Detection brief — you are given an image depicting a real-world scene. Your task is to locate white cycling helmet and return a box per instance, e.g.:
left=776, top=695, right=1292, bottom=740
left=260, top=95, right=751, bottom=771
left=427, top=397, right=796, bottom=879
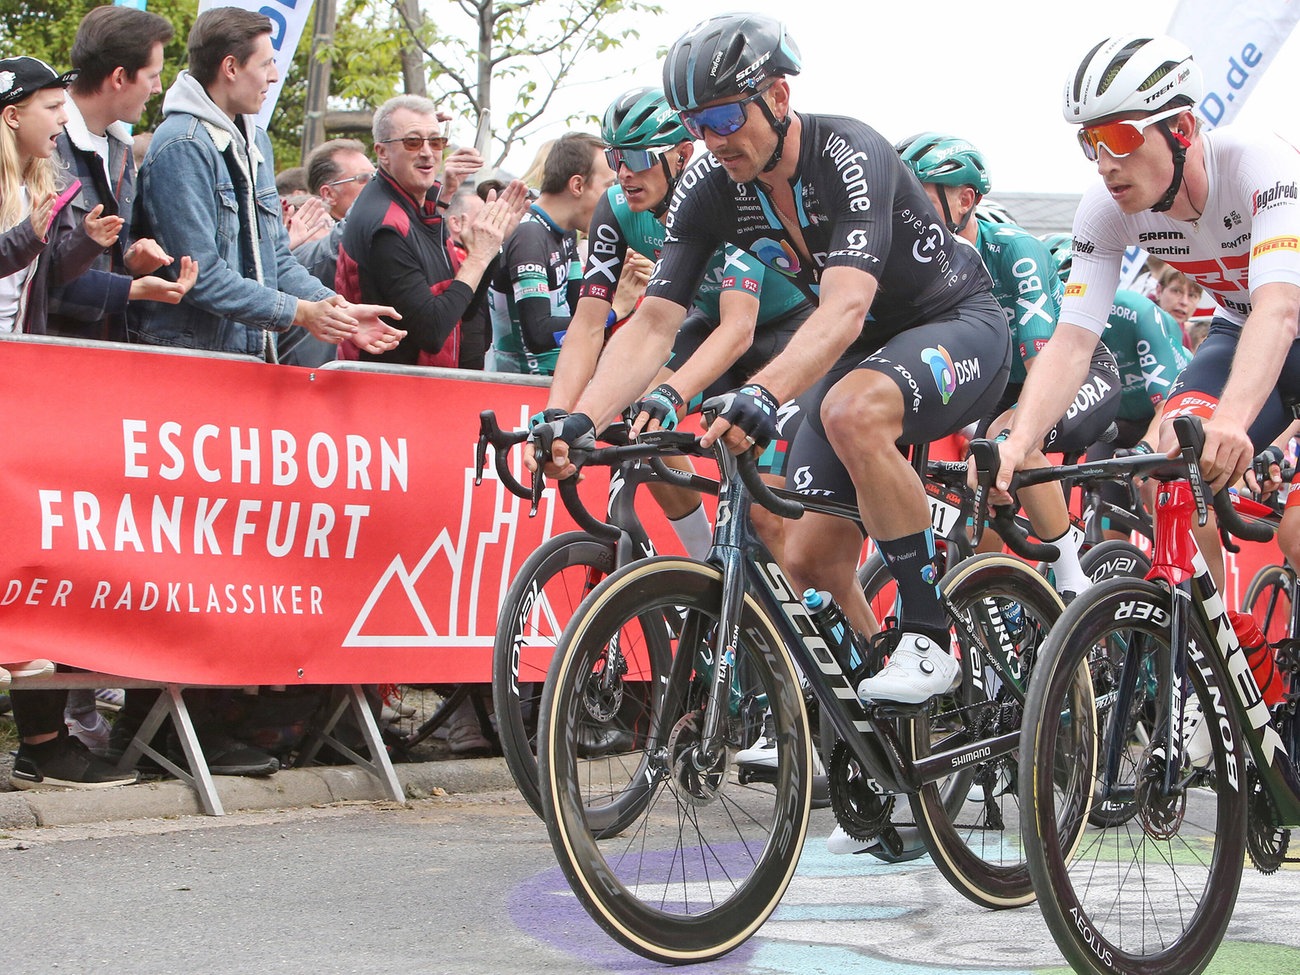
left=1064, top=34, right=1201, bottom=125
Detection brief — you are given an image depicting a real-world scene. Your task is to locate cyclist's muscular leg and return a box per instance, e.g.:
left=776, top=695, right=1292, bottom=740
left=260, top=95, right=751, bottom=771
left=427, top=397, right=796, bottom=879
left=783, top=510, right=874, bottom=636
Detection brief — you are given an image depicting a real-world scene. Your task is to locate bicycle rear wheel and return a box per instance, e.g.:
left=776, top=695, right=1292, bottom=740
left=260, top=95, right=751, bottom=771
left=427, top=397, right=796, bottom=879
left=907, top=553, right=1069, bottom=908
left=1021, top=577, right=1247, bottom=975
left=539, top=557, right=811, bottom=963
left=1245, top=563, right=1295, bottom=645
left=492, top=532, right=614, bottom=817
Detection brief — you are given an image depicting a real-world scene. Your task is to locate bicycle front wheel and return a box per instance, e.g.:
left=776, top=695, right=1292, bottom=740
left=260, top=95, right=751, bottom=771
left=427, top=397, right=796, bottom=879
left=1021, top=577, right=1247, bottom=975
left=492, top=531, right=615, bottom=818
left=539, top=557, right=811, bottom=963
left=907, top=553, right=1068, bottom=908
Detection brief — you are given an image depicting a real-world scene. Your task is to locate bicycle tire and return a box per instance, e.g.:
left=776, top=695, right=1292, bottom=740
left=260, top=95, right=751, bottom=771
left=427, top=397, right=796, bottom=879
left=906, top=553, right=1067, bottom=908
left=539, top=557, right=811, bottom=963
left=491, top=532, right=616, bottom=817
left=1078, top=539, right=1151, bottom=828
left=1079, top=538, right=1151, bottom=584
left=1244, top=562, right=1295, bottom=646
left=1021, top=577, right=1247, bottom=975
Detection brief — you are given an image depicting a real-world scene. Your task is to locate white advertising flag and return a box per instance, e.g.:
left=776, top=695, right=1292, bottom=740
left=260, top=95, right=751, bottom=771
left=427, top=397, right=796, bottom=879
left=1168, top=0, right=1300, bottom=129
left=197, top=0, right=313, bottom=130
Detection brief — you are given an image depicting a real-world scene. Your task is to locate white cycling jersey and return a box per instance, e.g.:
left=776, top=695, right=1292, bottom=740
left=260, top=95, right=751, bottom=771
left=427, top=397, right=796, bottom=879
left=1064, top=125, right=1300, bottom=335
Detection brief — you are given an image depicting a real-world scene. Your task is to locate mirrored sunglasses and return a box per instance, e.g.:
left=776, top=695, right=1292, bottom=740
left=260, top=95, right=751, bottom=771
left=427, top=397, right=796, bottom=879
left=1077, top=106, right=1187, bottom=162
left=604, top=147, right=662, bottom=173
left=678, top=89, right=766, bottom=140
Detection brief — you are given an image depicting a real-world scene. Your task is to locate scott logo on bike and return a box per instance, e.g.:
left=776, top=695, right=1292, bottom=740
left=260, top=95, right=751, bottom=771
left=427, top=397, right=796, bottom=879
left=755, top=560, right=869, bottom=732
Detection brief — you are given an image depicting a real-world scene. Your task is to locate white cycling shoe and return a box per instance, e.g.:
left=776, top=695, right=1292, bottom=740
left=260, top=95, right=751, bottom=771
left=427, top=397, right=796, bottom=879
left=856, top=633, right=959, bottom=705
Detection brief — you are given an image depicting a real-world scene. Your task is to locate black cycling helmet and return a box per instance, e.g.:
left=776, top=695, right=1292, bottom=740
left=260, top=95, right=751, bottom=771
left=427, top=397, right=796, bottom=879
left=663, top=14, right=801, bottom=172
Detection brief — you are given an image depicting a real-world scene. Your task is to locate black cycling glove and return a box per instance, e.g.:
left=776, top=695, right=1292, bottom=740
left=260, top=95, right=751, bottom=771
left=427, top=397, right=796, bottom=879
left=531, top=412, right=597, bottom=465
left=701, top=384, right=780, bottom=448
left=631, top=383, right=684, bottom=431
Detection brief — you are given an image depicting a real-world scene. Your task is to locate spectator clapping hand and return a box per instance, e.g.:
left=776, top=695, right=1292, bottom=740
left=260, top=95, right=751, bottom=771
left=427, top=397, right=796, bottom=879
left=123, top=238, right=175, bottom=276
left=285, top=195, right=332, bottom=250
left=129, top=255, right=199, bottom=305
left=460, top=179, right=529, bottom=258
left=83, top=203, right=124, bottom=248
left=342, top=301, right=406, bottom=354
left=29, top=191, right=56, bottom=238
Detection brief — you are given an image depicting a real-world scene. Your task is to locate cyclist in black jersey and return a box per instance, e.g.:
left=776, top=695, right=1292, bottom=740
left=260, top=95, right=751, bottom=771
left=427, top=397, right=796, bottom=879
left=536, top=14, right=1011, bottom=705
left=486, top=132, right=615, bottom=375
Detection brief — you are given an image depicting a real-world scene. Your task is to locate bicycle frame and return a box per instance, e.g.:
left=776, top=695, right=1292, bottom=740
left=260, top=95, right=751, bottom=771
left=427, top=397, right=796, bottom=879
left=654, top=446, right=1029, bottom=800
left=1144, top=478, right=1300, bottom=824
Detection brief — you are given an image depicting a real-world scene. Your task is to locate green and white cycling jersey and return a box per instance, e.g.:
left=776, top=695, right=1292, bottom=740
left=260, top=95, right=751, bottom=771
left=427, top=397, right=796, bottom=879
left=975, top=217, right=1063, bottom=385
left=579, top=184, right=806, bottom=325
left=487, top=205, right=581, bottom=375
left=1101, top=289, right=1192, bottom=423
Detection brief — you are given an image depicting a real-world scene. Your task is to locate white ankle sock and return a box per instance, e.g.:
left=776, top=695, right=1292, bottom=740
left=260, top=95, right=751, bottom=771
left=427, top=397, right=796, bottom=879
left=668, top=504, right=713, bottom=560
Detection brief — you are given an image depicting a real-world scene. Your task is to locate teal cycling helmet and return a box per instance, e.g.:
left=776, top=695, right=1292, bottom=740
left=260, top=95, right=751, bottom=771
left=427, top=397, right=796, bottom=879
left=896, top=132, right=992, bottom=195
left=602, top=87, right=691, bottom=149
left=897, top=132, right=990, bottom=234
left=1041, top=232, right=1073, bottom=283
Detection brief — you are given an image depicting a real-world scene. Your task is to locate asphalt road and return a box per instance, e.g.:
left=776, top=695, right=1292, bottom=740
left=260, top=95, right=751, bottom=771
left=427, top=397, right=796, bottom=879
left=4, top=791, right=1300, bottom=975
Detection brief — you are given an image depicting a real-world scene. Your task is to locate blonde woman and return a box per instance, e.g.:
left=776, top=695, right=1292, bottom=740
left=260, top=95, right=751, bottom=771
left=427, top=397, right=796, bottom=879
left=0, top=57, right=142, bottom=789
left=0, top=56, right=126, bottom=337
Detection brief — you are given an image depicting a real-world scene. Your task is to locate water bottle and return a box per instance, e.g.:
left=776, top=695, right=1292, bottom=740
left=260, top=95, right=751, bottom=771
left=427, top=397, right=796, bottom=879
left=803, top=588, right=864, bottom=676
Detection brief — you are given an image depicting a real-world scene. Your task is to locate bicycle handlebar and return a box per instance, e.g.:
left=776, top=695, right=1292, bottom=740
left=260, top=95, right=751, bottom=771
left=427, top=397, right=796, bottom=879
left=966, top=438, right=1060, bottom=562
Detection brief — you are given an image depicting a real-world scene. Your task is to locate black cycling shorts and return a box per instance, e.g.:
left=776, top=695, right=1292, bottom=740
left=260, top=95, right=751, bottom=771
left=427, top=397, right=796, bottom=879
left=671, top=302, right=815, bottom=478
left=1166, top=319, right=1300, bottom=449
left=786, top=291, right=1011, bottom=502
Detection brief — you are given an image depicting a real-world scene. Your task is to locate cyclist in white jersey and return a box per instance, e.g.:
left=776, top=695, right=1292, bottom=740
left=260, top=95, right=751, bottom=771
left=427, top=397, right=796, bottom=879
left=989, top=33, right=1300, bottom=591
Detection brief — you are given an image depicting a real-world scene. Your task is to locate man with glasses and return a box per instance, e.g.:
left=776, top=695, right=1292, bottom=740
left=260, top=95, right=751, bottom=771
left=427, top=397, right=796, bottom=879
left=538, top=14, right=1009, bottom=706
left=486, top=131, right=615, bottom=374
left=337, top=94, right=528, bottom=366
left=281, top=139, right=376, bottom=364
left=987, top=33, right=1300, bottom=595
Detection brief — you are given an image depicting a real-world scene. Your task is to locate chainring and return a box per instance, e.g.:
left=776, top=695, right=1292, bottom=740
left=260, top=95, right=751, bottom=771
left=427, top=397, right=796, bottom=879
left=1246, top=765, right=1290, bottom=875
left=828, top=740, right=895, bottom=842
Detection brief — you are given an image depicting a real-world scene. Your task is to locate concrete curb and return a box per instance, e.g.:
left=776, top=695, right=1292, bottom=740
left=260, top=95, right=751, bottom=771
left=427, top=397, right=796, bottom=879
left=0, top=757, right=516, bottom=829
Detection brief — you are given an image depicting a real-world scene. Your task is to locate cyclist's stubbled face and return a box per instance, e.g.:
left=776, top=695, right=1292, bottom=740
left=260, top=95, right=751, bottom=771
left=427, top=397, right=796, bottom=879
left=701, top=86, right=784, bottom=185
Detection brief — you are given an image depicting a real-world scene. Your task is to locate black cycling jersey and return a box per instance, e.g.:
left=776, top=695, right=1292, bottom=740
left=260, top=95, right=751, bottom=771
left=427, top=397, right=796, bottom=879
left=646, top=111, right=993, bottom=344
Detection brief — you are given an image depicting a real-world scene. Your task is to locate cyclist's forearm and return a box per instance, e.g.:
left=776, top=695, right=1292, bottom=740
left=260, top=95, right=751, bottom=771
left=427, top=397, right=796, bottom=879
left=1215, top=283, right=1299, bottom=430
left=548, top=298, right=610, bottom=411
left=1004, top=323, right=1098, bottom=457
left=574, top=296, right=684, bottom=430
left=665, top=307, right=758, bottom=406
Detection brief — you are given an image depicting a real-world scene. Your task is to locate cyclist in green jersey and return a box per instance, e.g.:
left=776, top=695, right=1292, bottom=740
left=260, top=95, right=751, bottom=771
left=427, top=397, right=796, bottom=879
left=1042, top=232, right=1192, bottom=537
left=897, top=133, right=1120, bottom=598
left=542, top=86, right=815, bottom=561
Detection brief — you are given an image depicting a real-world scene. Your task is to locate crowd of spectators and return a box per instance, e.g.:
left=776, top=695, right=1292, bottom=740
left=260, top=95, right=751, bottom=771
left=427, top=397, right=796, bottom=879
left=0, top=4, right=542, bottom=788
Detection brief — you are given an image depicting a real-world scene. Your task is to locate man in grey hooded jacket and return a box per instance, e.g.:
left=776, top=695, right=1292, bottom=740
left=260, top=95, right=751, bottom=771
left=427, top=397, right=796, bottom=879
left=132, top=6, right=402, bottom=361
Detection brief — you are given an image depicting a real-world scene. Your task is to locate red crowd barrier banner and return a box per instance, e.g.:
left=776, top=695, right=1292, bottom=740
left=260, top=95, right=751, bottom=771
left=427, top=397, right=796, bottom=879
left=1, top=339, right=1283, bottom=687
left=0, top=339, right=684, bottom=685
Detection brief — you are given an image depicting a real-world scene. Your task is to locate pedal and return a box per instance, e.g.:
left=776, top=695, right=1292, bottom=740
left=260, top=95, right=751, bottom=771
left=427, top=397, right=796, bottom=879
left=864, top=700, right=932, bottom=720
left=875, top=825, right=905, bottom=858
left=737, top=764, right=777, bottom=786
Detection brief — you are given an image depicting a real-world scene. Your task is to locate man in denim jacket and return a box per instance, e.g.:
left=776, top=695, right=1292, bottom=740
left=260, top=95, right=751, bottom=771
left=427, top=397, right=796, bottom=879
left=132, top=6, right=403, bottom=361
